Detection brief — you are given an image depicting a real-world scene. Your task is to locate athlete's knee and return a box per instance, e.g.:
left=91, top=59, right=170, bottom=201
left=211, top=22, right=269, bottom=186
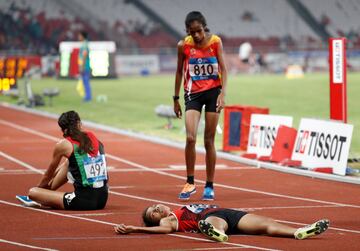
left=186, top=135, right=197, bottom=145
left=204, top=137, right=215, bottom=148
left=28, top=187, right=40, bottom=199
left=264, top=219, right=281, bottom=235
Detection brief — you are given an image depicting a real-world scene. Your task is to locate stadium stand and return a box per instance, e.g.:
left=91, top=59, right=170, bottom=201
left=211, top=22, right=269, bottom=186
left=301, top=0, right=360, bottom=48
left=0, top=0, right=359, bottom=54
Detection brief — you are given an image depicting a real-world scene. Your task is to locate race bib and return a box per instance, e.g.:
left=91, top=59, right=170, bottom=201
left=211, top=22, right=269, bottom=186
left=185, top=204, right=218, bottom=214
left=189, top=57, right=219, bottom=81
left=83, top=154, right=107, bottom=183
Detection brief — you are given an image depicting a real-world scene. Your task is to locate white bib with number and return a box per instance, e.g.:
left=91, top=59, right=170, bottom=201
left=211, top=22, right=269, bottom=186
left=83, top=154, right=107, bottom=184
left=189, top=57, right=219, bottom=81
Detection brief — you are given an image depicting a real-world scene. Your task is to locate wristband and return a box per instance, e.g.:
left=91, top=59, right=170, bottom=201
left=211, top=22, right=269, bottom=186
left=173, top=95, right=180, bottom=101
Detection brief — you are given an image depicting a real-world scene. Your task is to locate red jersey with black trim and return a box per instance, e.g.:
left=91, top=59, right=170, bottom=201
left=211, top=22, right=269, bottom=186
left=171, top=204, right=220, bottom=232
left=182, top=34, right=222, bottom=94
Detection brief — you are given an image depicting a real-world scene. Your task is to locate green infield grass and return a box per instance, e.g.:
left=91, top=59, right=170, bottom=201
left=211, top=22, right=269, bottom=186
left=1, top=72, right=359, bottom=156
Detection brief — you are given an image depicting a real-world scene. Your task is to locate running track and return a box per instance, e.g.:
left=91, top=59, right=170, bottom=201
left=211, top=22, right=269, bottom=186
left=0, top=104, right=359, bottom=251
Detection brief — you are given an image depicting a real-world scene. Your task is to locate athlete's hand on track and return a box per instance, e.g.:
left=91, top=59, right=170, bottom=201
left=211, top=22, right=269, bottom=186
left=114, top=224, right=136, bottom=234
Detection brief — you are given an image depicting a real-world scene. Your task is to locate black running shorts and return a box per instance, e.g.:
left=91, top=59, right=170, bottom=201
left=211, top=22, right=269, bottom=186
left=184, top=87, right=221, bottom=113
left=204, top=209, right=248, bottom=234
left=63, top=185, right=108, bottom=210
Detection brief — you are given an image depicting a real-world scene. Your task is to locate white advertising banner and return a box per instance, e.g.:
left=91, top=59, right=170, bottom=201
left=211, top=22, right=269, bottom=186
left=291, top=118, right=353, bottom=175
left=247, top=114, right=293, bottom=157
left=115, top=55, right=160, bottom=75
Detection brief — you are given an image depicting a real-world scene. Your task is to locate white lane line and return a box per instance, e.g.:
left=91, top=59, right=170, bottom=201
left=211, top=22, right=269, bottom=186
left=0, top=151, right=43, bottom=174
left=0, top=119, right=59, bottom=141
left=33, top=236, right=148, bottom=240
left=181, top=247, right=247, bottom=251
left=166, top=234, right=279, bottom=251
left=0, top=200, right=275, bottom=251
left=1, top=150, right=359, bottom=235
left=168, top=164, right=256, bottom=170
left=69, top=213, right=114, bottom=216
left=107, top=153, right=360, bottom=209
left=1, top=119, right=360, bottom=209
left=0, top=238, right=58, bottom=251
left=233, top=205, right=344, bottom=211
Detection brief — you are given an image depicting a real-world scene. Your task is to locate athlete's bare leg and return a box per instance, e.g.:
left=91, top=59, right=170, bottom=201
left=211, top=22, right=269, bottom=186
left=27, top=160, right=69, bottom=209
left=28, top=188, right=65, bottom=209
left=185, top=110, right=201, bottom=177
left=48, top=159, right=69, bottom=190
left=237, top=214, right=296, bottom=237
left=204, top=112, right=219, bottom=182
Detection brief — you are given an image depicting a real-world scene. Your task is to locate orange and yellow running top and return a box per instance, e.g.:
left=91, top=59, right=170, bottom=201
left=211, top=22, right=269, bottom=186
left=182, top=34, right=222, bottom=94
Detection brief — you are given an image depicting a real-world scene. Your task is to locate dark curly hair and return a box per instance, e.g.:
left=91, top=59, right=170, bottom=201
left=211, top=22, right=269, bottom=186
left=58, top=111, right=92, bottom=153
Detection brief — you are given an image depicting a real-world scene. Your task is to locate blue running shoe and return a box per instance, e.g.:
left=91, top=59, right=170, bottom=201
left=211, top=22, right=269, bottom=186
left=16, top=195, right=41, bottom=207
left=179, top=183, right=196, bottom=200
left=202, top=187, right=214, bottom=201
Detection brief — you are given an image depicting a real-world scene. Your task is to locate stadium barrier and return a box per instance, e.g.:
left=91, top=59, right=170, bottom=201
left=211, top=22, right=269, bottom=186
left=239, top=114, right=354, bottom=176
left=222, top=105, right=269, bottom=152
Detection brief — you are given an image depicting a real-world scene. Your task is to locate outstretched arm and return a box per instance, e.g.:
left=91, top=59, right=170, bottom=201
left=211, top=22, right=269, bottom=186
left=114, top=215, right=177, bottom=234
left=114, top=224, right=174, bottom=234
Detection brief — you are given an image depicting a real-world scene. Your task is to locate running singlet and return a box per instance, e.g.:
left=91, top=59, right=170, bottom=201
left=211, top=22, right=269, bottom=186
left=66, top=131, right=108, bottom=189
left=182, top=34, right=222, bottom=94
left=171, top=204, right=220, bottom=232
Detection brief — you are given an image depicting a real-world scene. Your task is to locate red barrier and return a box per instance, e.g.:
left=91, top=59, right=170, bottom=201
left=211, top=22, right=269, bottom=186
left=270, top=125, right=297, bottom=163
left=223, top=105, right=269, bottom=152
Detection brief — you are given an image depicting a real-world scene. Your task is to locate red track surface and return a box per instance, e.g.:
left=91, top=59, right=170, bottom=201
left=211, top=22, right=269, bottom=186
left=0, top=105, right=359, bottom=251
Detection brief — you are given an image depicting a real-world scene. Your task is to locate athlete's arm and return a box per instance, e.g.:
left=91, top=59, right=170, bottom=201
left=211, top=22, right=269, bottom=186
left=216, top=39, right=228, bottom=112
left=114, top=215, right=177, bottom=234
left=37, top=139, right=72, bottom=188
left=173, top=40, right=184, bottom=119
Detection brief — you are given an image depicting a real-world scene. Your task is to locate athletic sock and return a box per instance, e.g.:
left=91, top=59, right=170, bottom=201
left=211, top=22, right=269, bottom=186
left=187, top=176, right=194, bottom=184
left=205, top=181, right=213, bottom=188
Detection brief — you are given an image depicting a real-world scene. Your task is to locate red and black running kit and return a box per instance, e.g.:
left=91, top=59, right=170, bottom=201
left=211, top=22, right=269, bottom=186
left=171, top=204, right=247, bottom=234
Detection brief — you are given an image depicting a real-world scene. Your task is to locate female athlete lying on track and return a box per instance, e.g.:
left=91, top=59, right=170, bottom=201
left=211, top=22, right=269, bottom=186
left=16, top=110, right=109, bottom=210
left=114, top=204, right=329, bottom=242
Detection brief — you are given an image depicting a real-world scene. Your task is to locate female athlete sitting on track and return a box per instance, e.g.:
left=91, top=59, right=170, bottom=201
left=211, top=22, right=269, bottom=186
left=16, top=110, right=108, bottom=210
left=114, top=204, right=329, bottom=242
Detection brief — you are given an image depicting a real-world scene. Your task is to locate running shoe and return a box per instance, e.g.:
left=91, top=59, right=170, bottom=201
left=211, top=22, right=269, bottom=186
left=178, top=183, right=196, bottom=200
left=16, top=195, right=41, bottom=208
left=202, top=187, right=214, bottom=201
left=294, top=219, right=330, bottom=240
left=198, top=220, right=228, bottom=242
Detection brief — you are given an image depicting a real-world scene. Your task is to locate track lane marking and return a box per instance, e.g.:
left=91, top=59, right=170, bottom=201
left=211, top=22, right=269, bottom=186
left=1, top=119, right=360, bottom=209
left=1, top=152, right=360, bottom=235
left=0, top=238, right=58, bottom=251
left=0, top=200, right=277, bottom=251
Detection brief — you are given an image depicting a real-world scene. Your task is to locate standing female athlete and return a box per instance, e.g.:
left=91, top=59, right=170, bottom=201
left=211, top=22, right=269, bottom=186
left=16, top=111, right=108, bottom=210
left=173, top=11, right=228, bottom=200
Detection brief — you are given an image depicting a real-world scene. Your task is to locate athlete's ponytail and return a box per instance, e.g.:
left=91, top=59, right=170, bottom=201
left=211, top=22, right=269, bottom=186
left=58, top=111, right=92, bottom=154
left=185, top=11, right=210, bottom=32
